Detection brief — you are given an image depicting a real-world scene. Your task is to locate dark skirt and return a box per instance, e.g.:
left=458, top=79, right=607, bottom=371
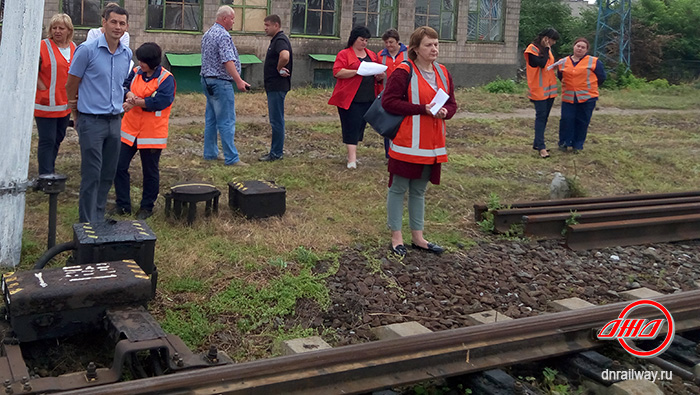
left=338, top=101, right=372, bottom=145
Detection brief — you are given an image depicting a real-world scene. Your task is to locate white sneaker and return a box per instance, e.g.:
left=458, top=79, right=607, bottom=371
left=346, top=161, right=357, bottom=169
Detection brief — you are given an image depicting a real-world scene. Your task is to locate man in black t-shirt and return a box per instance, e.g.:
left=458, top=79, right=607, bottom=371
left=260, top=14, right=293, bottom=162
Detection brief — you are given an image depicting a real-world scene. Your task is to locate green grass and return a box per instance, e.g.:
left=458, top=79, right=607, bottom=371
left=17, top=82, right=700, bottom=360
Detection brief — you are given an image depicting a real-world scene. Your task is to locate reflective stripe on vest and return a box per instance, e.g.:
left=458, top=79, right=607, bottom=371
left=121, top=131, right=136, bottom=143
left=524, top=44, right=557, bottom=101
left=401, top=62, right=449, bottom=157
left=561, top=55, right=598, bottom=103
left=34, top=39, right=69, bottom=112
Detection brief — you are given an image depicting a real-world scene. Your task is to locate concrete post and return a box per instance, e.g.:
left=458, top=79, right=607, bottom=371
left=0, top=0, right=45, bottom=267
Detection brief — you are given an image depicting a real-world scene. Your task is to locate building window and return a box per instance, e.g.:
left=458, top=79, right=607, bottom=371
left=414, top=0, right=455, bottom=40
left=291, top=0, right=338, bottom=36
left=467, top=0, right=503, bottom=41
left=147, top=0, right=202, bottom=31
left=62, top=0, right=123, bottom=27
left=221, top=1, right=268, bottom=33
left=352, top=0, right=396, bottom=37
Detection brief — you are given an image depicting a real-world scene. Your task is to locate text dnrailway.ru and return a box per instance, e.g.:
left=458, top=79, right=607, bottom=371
left=602, top=369, right=672, bottom=382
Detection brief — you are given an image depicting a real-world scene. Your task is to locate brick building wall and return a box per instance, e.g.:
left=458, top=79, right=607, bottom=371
left=30, top=0, right=521, bottom=88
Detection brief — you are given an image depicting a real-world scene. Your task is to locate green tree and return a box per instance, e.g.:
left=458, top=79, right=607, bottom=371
left=518, top=0, right=574, bottom=57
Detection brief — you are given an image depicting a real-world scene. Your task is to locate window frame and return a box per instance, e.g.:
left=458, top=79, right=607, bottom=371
left=352, top=0, right=398, bottom=38
left=414, top=0, right=457, bottom=41
left=467, top=0, right=505, bottom=43
left=220, top=1, right=270, bottom=34
left=59, top=0, right=124, bottom=28
left=290, top=0, right=340, bottom=38
left=146, top=0, right=204, bottom=32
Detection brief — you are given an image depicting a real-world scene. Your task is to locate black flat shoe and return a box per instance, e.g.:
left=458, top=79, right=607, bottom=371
left=411, top=242, right=445, bottom=255
left=390, top=244, right=408, bottom=257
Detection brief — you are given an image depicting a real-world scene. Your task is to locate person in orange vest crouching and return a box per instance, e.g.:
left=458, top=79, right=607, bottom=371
left=34, top=13, right=76, bottom=175
left=112, top=42, right=175, bottom=220
left=377, top=28, right=408, bottom=159
left=557, top=37, right=606, bottom=154
left=381, top=26, right=457, bottom=257
left=524, top=28, right=559, bottom=159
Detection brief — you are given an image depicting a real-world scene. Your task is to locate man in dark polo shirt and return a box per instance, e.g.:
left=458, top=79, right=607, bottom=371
left=259, top=14, right=292, bottom=162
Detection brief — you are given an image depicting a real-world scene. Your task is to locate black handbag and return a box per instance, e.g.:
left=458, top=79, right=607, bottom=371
left=363, top=61, right=414, bottom=140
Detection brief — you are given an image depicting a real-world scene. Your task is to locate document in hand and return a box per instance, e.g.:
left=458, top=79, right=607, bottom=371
left=429, top=88, right=449, bottom=116
left=357, top=62, right=388, bottom=76
left=546, top=58, right=566, bottom=71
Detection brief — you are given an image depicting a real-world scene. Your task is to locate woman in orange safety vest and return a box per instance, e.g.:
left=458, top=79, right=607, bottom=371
left=557, top=37, right=606, bottom=153
left=377, top=28, right=408, bottom=158
left=381, top=26, right=457, bottom=257
left=112, top=43, right=175, bottom=220
left=34, top=14, right=76, bottom=175
left=524, top=28, right=560, bottom=159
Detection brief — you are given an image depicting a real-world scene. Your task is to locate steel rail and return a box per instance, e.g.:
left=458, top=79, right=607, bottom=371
left=66, top=291, right=700, bottom=395
left=523, top=202, right=700, bottom=238
left=566, top=213, right=700, bottom=251
left=492, top=196, right=700, bottom=233
left=473, top=191, right=700, bottom=222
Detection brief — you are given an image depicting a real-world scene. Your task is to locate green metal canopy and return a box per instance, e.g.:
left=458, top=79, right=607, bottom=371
left=165, top=53, right=262, bottom=66
left=308, top=54, right=336, bottom=62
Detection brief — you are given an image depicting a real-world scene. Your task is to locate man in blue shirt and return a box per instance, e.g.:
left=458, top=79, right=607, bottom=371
left=66, top=6, right=132, bottom=223
left=200, top=5, right=250, bottom=166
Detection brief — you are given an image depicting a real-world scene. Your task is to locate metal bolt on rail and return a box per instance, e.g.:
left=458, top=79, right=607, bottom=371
left=20, top=377, right=29, bottom=392
left=611, top=360, right=623, bottom=370
left=4, top=379, right=12, bottom=395
left=695, top=343, right=700, bottom=356
left=86, top=362, right=97, bottom=381
left=207, top=345, right=219, bottom=363
left=514, top=381, right=525, bottom=395
left=172, top=353, right=184, bottom=367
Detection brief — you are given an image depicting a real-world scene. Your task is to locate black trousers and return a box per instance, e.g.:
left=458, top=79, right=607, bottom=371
left=114, top=141, right=162, bottom=212
left=35, top=115, right=69, bottom=174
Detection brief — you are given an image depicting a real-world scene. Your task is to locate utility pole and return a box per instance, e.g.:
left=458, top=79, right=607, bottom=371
left=0, top=0, right=45, bottom=267
left=594, top=0, right=632, bottom=70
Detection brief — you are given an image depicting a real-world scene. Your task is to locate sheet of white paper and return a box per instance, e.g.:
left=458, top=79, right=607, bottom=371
left=429, top=88, right=449, bottom=115
left=546, top=58, right=566, bottom=71
left=357, top=62, right=388, bottom=76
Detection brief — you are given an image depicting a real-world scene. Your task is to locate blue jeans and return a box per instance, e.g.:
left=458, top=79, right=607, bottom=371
left=532, top=98, right=554, bottom=150
left=114, top=142, right=162, bottom=212
left=35, top=115, right=69, bottom=174
left=266, top=90, right=287, bottom=158
left=559, top=99, right=597, bottom=150
left=201, top=77, right=239, bottom=165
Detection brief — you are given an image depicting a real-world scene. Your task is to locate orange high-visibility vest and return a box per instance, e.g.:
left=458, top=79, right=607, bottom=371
left=524, top=43, right=557, bottom=101
left=120, top=67, right=175, bottom=149
left=379, top=51, right=407, bottom=91
left=388, top=60, right=449, bottom=165
left=560, top=55, right=599, bottom=103
left=34, top=39, right=75, bottom=118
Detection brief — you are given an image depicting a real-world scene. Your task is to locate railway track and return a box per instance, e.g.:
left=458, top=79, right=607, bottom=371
left=60, top=290, right=700, bottom=395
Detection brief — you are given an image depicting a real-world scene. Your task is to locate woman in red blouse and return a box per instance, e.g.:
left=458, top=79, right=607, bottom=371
left=328, top=26, right=383, bottom=169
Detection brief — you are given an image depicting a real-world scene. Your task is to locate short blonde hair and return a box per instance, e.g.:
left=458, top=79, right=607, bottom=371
left=47, top=13, right=74, bottom=43
left=407, top=26, right=438, bottom=61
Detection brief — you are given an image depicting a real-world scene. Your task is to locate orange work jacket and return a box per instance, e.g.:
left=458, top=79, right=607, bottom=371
left=120, top=67, right=175, bottom=149
left=388, top=60, right=450, bottom=165
left=35, top=39, right=76, bottom=118
left=377, top=50, right=407, bottom=93
left=560, top=55, right=599, bottom=103
left=524, top=43, right=557, bottom=101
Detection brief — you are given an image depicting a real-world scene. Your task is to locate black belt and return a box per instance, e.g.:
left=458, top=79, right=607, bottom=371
left=79, top=112, right=121, bottom=120
left=203, top=76, right=233, bottom=81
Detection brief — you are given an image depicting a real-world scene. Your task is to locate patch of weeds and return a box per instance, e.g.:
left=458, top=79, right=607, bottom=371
left=210, top=269, right=330, bottom=332
left=501, top=223, right=525, bottom=240
left=161, top=303, right=222, bottom=349
left=362, top=248, right=406, bottom=298
left=268, top=257, right=288, bottom=269
left=19, top=231, right=44, bottom=269
left=483, top=78, right=520, bottom=94
left=477, top=192, right=505, bottom=234
left=292, top=246, right=319, bottom=269
left=561, top=210, right=581, bottom=236
left=161, top=277, right=206, bottom=293
left=540, top=367, right=583, bottom=395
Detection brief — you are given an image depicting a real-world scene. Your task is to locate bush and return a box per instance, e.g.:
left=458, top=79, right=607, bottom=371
left=483, top=78, right=519, bottom=94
